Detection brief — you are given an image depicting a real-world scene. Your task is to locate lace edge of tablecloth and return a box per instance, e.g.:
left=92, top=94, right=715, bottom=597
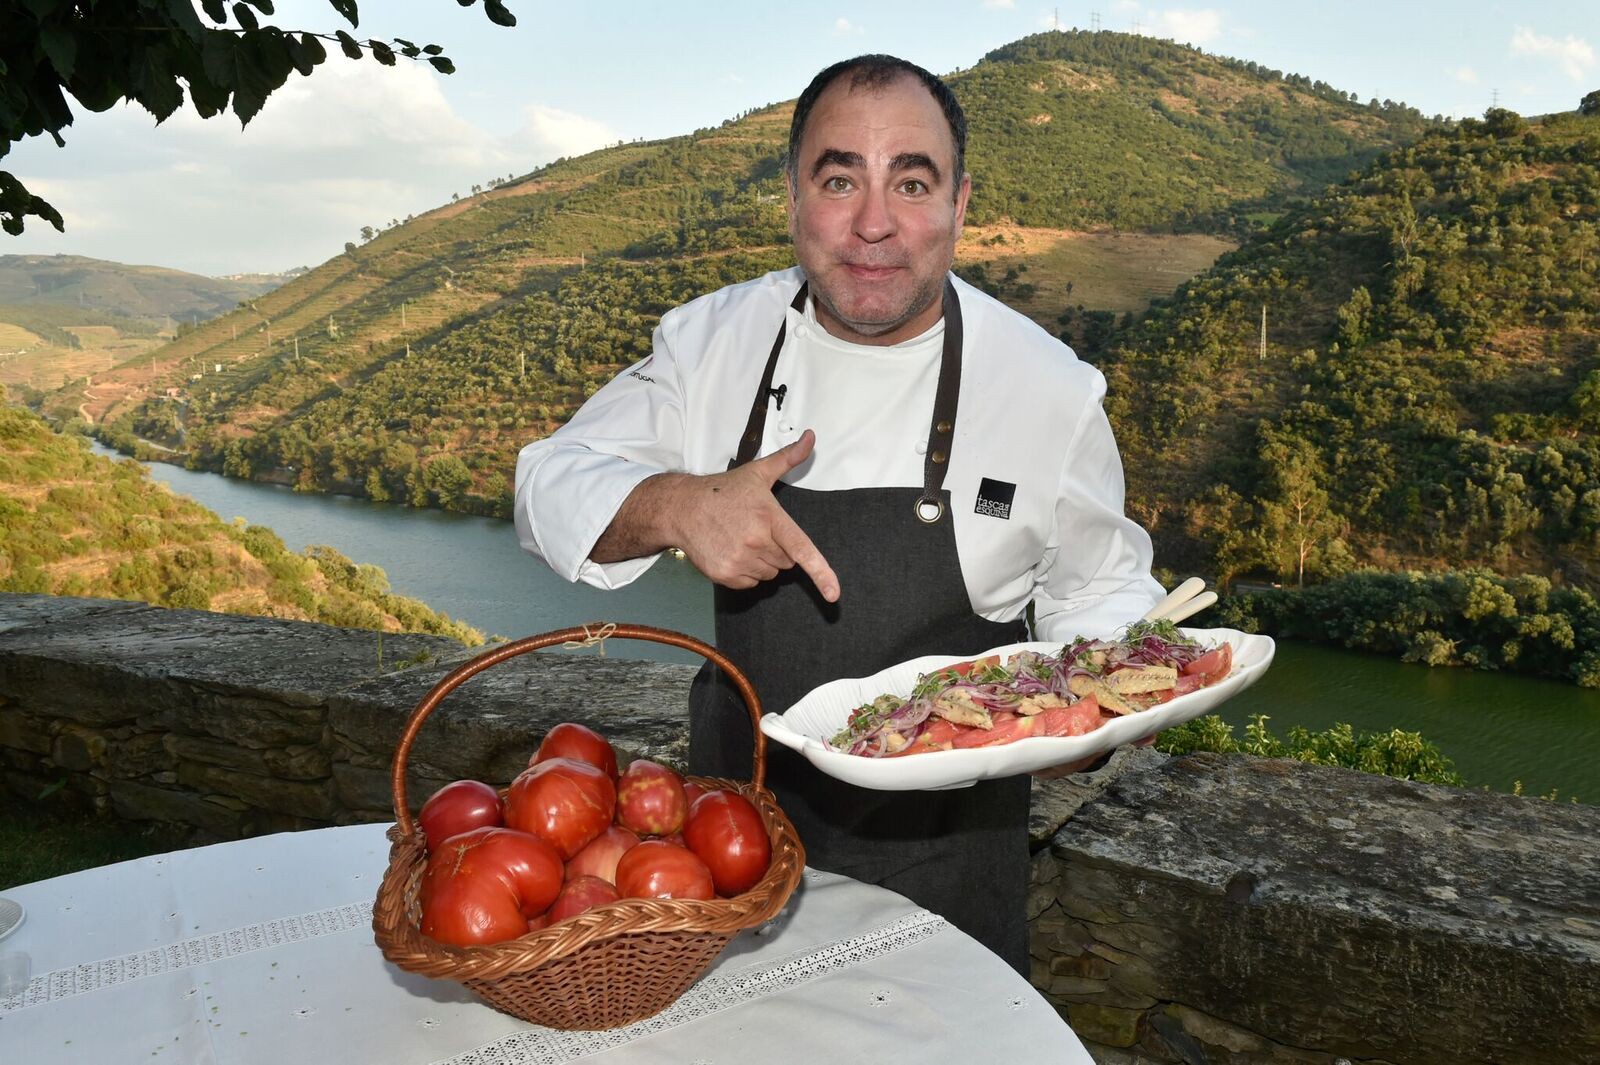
left=430, top=909, right=949, bottom=1065
left=0, top=901, right=372, bottom=1013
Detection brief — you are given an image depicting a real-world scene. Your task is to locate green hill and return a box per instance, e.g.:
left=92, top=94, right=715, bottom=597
left=54, top=30, right=1431, bottom=515
left=0, top=392, right=481, bottom=645
left=1099, top=108, right=1600, bottom=590
left=0, top=254, right=291, bottom=323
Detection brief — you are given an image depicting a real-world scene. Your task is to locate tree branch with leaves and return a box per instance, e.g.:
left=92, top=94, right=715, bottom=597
left=0, top=0, right=517, bottom=235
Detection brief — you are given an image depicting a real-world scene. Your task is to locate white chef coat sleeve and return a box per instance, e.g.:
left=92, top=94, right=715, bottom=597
left=513, top=314, right=688, bottom=589
left=1031, top=370, right=1165, bottom=640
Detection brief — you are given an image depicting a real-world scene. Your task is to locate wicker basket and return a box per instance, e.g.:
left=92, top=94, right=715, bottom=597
left=371, top=623, right=806, bottom=1030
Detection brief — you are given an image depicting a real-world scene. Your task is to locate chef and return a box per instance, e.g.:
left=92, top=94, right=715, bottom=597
left=515, top=54, right=1163, bottom=973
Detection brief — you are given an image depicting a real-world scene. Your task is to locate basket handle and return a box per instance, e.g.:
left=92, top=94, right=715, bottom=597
left=389, top=624, right=766, bottom=835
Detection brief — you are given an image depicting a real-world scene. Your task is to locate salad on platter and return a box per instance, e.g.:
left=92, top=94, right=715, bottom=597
left=829, top=620, right=1233, bottom=758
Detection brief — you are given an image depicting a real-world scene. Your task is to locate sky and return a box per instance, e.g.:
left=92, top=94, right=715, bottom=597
left=5, top=1, right=1597, bottom=277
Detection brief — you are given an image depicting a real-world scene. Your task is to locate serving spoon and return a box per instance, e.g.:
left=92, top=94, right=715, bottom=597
left=1141, top=577, right=1218, bottom=625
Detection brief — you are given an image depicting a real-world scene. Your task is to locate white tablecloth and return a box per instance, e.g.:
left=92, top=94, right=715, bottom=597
left=0, top=824, right=1090, bottom=1064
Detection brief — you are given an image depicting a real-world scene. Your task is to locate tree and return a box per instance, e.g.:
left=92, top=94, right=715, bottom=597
left=1250, top=429, right=1345, bottom=588
left=1, top=0, right=518, bottom=235
left=1580, top=90, right=1600, bottom=117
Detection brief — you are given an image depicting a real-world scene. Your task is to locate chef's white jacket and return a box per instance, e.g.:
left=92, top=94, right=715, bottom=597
left=515, top=267, right=1164, bottom=639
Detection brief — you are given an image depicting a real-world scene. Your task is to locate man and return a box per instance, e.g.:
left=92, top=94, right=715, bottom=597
left=515, top=55, right=1162, bottom=973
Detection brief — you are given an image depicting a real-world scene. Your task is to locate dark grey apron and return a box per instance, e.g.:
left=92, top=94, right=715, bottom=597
left=687, top=278, right=1032, bottom=973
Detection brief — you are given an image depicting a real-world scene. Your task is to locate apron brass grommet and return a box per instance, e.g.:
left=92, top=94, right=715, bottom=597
left=915, top=497, right=945, bottom=523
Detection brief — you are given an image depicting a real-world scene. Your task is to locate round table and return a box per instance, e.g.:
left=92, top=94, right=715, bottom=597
left=0, top=823, right=1091, bottom=1063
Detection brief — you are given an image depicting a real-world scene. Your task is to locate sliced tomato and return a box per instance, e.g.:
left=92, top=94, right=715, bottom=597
left=885, top=718, right=963, bottom=756
left=947, top=654, right=1001, bottom=678
left=1035, top=701, right=1104, bottom=737
left=1171, top=673, right=1206, bottom=697
left=1181, top=644, right=1233, bottom=687
left=952, top=711, right=1033, bottom=748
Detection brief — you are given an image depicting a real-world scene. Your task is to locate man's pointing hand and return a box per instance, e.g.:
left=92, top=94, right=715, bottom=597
left=591, top=430, right=841, bottom=603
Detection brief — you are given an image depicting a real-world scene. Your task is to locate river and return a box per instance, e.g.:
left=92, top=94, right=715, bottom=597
left=97, top=446, right=1599, bottom=801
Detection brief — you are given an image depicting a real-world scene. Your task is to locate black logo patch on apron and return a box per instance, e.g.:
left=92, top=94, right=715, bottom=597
left=975, top=477, right=1016, bottom=520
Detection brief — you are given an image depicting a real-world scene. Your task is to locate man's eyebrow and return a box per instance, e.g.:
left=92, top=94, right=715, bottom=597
left=889, top=152, right=942, bottom=183
left=808, top=149, right=945, bottom=184
left=809, top=148, right=864, bottom=177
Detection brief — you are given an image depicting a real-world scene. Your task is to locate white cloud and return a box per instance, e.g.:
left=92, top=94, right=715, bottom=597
left=1150, top=9, right=1223, bottom=45
left=3, top=60, right=620, bottom=274
left=982, top=0, right=1015, bottom=9
left=834, top=18, right=864, bottom=36
left=1454, top=66, right=1479, bottom=84
left=511, top=104, right=619, bottom=162
left=1510, top=26, right=1596, bottom=82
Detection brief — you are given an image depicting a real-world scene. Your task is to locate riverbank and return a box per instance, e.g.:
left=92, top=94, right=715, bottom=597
left=83, top=439, right=1600, bottom=801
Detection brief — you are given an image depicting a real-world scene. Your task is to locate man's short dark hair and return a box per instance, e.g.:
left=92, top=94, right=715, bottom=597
left=787, top=55, right=967, bottom=200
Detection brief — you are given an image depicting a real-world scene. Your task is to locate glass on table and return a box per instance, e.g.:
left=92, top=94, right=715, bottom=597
left=0, top=950, right=30, bottom=997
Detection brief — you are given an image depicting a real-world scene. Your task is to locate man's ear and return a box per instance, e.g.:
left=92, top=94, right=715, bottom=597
left=954, top=172, right=972, bottom=231
left=784, top=169, right=799, bottom=241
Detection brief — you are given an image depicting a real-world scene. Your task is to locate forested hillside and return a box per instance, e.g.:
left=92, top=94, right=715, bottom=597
left=0, top=254, right=286, bottom=322
left=964, top=31, right=1432, bottom=230
left=0, top=394, right=481, bottom=644
left=1101, top=108, right=1600, bottom=589
left=43, top=30, right=1432, bottom=513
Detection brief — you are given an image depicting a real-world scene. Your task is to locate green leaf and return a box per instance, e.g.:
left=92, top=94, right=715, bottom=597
left=38, top=25, right=77, bottom=80
left=246, top=0, right=276, bottom=14
left=427, top=56, right=455, bottom=75
left=369, top=40, right=396, bottom=67
left=286, top=38, right=315, bottom=77
left=298, top=33, right=328, bottom=66
left=483, top=0, right=517, bottom=27
left=132, top=47, right=186, bottom=123
left=329, top=0, right=360, bottom=27
left=335, top=30, right=363, bottom=60
left=164, top=0, right=210, bottom=39
left=201, top=0, right=228, bottom=21
left=232, top=3, right=260, bottom=31
left=423, top=44, right=444, bottom=56
left=202, top=34, right=280, bottom=125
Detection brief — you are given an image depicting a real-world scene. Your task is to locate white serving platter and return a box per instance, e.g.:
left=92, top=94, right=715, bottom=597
left=759, top=627, right=1275, bottom=791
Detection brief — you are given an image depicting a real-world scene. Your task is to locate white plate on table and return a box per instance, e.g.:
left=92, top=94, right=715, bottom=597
left=759, top=627, right=1275, bottom=791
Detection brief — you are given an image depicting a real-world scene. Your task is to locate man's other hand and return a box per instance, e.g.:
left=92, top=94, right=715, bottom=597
left=592, top=430, right=841, bottom=602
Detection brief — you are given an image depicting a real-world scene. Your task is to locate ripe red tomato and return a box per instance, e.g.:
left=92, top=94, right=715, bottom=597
left=616, top=759, right=688, bottom=836
left=418, top=779, right=503, bottom=847
left=683, top=790, right=771, bottom=896
left=505, top=757, right=616, bottom=859
left=682, top=780, right=709, bottom=808
left=420, top=827, right=563, bottom=946
left=532, top=722, right=618, bottom=781
left=566, top=825, right=640, bottom=884
left=547, top=875, right=620, bottom=923
left=614, top=840, right=715, bottom=900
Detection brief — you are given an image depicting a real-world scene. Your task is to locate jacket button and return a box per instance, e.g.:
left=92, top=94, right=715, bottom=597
left=935, top=420, right=952, bottom=434
left=932, top=450, right=947, bottom=465
left=914, top=439, right=927, bottom=455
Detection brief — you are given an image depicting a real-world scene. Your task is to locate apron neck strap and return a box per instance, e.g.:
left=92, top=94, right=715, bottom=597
left=732, top=282, right=810, bottom=468
left=730, top=276, right=964, bottom=527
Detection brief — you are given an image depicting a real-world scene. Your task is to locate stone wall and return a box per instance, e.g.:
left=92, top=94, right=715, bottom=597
left=2, top=593, right=1596, bottom=1064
